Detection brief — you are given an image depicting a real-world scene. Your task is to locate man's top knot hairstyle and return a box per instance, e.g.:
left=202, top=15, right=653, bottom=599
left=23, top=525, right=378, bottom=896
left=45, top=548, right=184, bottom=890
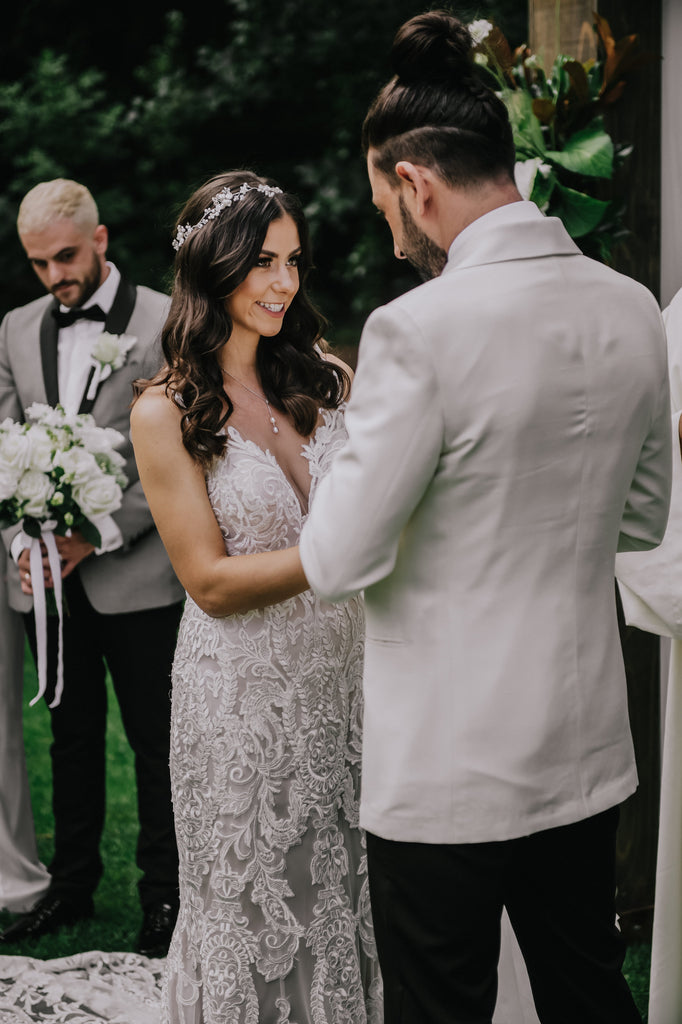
left=362, top=10, right=515, bottom=188
left=390, top=9, right=472, bottom=85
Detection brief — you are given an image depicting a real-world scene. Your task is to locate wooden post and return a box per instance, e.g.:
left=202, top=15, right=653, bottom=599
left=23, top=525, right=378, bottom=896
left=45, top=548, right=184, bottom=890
left=529, top=0, right=596, bottom=65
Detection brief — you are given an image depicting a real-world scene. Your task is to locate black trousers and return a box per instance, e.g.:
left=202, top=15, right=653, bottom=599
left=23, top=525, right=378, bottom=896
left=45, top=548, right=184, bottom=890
left=367, top=807, right=642, bottom=1024
left=24, top=572, right=184, bottom=910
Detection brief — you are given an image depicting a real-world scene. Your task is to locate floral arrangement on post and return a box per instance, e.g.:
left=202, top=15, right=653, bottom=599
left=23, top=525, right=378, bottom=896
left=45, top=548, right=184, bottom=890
left=0, top=403, right=127, bottom=707
left=469, top=13, right=653, bottom=262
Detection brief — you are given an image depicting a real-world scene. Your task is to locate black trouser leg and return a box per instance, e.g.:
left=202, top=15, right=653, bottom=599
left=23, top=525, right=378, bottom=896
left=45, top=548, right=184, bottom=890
left=505, top=807, right=641, bottom=1024
left=367, top=807, right=641, bottom=1024
left=98, top=599, right=183, bottom=909
left=366, top=831, right=503, bottom=1024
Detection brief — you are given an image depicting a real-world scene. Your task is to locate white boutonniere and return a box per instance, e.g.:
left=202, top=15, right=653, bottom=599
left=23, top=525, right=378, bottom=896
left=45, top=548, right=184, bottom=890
left=87, top=332, right=137, bottom=401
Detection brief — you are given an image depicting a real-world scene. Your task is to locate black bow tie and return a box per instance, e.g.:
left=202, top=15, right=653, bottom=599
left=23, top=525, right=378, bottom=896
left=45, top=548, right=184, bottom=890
left=52, top=304, right=107, bottom=329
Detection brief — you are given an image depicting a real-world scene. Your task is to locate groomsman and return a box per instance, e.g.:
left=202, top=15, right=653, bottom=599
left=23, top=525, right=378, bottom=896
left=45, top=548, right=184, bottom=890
left=297, top=11, right=671, bottom=1024
left=0, top=179, right=184, bottom=955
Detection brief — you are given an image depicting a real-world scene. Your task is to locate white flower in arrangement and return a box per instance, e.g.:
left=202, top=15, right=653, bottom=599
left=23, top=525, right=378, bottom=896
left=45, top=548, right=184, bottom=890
left=468, top=19, right=493, bottom=45
left=72, top=474, right=123, bottom=518
left=27, top=425, right=54, bottom=473
left=0, top=465, right=21, bottom=501
left=15, top=469, right=55, bottom=518
left=95, top=450, right=128, bottom=488
left=0, top=425, right=32, bottom=476
left=91, top=332, right=136, bottom=372
left=25, top=403, right=67, bottom=429
left=73, top=418, right=125, bottom=455
left=53, top=446, right=101, bottom=486
left=474, top=52, right=489, bottom=67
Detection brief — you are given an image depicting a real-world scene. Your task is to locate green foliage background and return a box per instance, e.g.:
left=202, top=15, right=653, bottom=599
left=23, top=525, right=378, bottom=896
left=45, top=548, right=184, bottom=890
left=0, top=0, right=527, bottom=345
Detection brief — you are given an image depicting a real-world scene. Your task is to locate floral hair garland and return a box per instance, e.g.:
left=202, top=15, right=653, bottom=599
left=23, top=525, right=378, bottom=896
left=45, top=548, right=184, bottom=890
left=172, top=182, right=283, bottom=251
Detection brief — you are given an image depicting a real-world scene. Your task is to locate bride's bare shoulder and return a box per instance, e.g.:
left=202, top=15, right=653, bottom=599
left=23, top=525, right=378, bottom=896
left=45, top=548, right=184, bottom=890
left=131, top=381, right=182, bottom=434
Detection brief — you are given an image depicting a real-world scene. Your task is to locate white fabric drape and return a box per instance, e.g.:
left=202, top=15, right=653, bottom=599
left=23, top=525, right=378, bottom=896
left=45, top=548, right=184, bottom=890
left=661, top=0, right=682, bottom=308
left=616, top=290, right=682, bottom=1024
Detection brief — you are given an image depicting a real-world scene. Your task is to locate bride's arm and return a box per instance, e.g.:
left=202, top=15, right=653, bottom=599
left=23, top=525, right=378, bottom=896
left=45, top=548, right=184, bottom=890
left=130, top=388, right=308, bottom=617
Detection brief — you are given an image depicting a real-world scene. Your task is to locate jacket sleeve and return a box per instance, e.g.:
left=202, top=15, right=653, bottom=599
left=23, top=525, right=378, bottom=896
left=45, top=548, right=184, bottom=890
left=300, top=303, right=442, bottom=603
left=617, top=308, right=672, bottom=553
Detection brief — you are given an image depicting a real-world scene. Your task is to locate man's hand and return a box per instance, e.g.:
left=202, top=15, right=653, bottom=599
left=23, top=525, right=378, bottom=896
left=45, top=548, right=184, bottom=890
left=55, top=530, right=96, bottom=578
left=17, top=545, right=54, bottom=595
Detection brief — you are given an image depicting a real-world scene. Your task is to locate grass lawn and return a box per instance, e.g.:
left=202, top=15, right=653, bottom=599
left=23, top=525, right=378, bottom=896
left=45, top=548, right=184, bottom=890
left=1, top=642, right=653, bottom=1020
left=0, top=642, right=143, bottom=958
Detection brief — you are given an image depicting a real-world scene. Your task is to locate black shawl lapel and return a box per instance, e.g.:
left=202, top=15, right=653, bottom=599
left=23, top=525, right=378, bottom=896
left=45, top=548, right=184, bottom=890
left=39, top=300, right=60, bottom=408
left=78, top=276, right=138, bottom=415
left=105, top=276, right=137, bottom=336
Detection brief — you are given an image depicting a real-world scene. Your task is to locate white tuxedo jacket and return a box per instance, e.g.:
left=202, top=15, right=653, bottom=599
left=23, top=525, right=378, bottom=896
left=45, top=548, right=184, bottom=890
left=300, top=201, right=672, bottom=844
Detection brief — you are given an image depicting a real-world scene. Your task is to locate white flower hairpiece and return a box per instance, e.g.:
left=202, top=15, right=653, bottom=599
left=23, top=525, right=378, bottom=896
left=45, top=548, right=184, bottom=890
left=172, top=182, right=284, bottom=251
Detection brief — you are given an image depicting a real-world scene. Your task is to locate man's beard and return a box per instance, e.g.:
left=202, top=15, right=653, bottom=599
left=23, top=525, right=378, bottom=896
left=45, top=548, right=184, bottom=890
left=52, top=250, right=103, bottom=307
left=399, top=196, right=447, bottom=281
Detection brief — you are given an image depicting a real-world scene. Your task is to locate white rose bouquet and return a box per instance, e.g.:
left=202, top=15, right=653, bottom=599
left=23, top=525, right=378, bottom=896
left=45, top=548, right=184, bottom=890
left=0, top=403, right=128, bottom=708
left=0, top=402, right=127, bottom=547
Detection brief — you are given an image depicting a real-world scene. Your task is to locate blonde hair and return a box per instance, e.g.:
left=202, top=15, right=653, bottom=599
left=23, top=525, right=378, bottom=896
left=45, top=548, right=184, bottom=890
left=17, top=179, right=99, bottom=236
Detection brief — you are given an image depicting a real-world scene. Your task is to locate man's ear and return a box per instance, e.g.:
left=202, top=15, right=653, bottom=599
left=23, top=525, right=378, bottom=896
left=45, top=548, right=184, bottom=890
left=395, top=162, right=433, bottom=217
left=93, top=224, right=108, bottom=256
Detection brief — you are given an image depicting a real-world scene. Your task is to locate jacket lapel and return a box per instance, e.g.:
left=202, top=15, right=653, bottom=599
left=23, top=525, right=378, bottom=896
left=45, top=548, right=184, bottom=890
left=39, top=301, right=60, bottom=408
left=78, top=276, right=138, bottom=415
left=105, top=276, right=137, bottom=336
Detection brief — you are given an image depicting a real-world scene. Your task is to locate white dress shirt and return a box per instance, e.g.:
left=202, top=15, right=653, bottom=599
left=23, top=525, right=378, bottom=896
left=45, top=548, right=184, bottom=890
left=57, top=262, right=121, bottom=416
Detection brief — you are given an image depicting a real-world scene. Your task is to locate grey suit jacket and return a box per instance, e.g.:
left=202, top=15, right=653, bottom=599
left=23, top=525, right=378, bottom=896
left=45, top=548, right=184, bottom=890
left=0, top=276, right=184, bottom=614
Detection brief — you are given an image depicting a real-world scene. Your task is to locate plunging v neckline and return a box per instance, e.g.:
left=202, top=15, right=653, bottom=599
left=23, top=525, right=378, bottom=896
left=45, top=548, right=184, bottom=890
left=225, top=421, right=319, bottom=517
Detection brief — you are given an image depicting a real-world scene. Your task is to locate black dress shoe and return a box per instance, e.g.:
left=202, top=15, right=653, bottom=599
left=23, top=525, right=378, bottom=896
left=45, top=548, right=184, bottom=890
left=136, top=901, right=178, bottom=958
left=0, top=893, right=94, bottom=943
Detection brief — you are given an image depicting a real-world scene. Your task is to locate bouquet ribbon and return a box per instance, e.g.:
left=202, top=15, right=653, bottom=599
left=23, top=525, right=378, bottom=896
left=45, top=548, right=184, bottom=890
left=28, top=527, right=65, bottom=709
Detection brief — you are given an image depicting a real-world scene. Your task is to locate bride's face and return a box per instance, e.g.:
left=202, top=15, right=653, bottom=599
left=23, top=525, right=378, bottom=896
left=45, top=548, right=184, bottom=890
left=225, top=214, right=301, bottom=343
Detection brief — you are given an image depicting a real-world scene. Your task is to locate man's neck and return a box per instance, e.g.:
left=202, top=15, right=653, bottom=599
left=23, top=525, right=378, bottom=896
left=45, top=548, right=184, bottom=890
left=437, top=180, right=523, bottom=252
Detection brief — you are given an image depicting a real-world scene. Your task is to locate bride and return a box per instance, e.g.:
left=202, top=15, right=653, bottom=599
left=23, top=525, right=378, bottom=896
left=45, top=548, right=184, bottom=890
left=131, top=170, right=381, bottom=1023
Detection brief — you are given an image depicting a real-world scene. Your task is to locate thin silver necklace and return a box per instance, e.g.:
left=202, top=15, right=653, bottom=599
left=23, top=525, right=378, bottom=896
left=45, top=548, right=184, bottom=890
left=222, top=369, right=279, bottom=434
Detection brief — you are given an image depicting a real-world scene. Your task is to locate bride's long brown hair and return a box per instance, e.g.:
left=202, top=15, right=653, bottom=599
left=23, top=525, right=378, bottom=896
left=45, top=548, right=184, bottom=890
left=135, top=171, right=349, bottom=467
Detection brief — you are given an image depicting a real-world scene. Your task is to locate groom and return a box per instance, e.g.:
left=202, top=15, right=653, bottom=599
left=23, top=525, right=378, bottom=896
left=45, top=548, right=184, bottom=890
left=297, top=12, right=672, bottom=1024
left=0, top=179, right=184, bottom=954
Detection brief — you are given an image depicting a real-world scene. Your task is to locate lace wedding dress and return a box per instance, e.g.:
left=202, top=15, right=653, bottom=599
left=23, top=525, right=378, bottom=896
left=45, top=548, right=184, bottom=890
left=163, top=407, right=382, bottom=1024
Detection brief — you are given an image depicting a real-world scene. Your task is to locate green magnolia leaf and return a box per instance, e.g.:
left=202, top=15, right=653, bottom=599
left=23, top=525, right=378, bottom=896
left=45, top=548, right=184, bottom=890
left=552, top=183, right=611, bottom=238
left=78, top=517, right=102, bottom=549
left=530, top=167, right=556, bottom=210
left=504, top=88, right=546, bottom=157
left=545, top=122, right=614, bottom=178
